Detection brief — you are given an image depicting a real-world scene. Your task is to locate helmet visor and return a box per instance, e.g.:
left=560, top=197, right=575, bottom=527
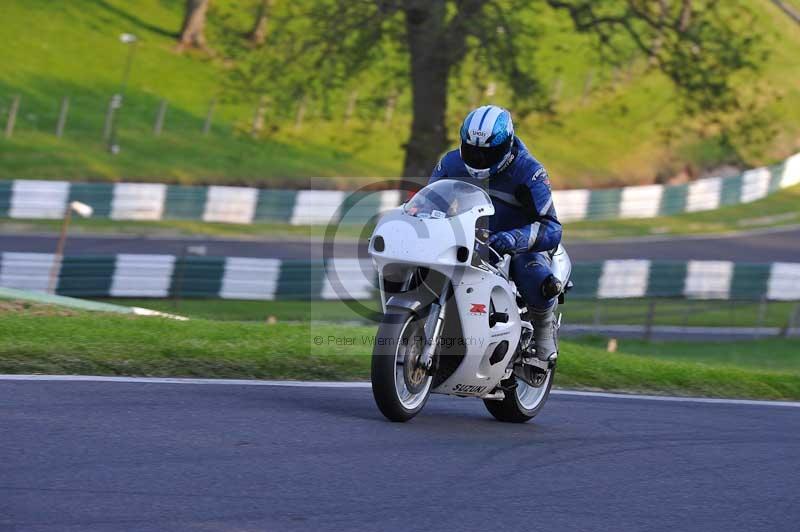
left=460, top=137, right=513, bottom=171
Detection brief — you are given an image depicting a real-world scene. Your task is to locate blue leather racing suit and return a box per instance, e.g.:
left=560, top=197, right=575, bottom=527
left=430, top=138, right=562, bottom=311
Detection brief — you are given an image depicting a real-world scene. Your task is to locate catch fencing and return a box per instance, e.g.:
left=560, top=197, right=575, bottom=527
left=0, top=152, right=798, bottom=225
left=1, top=252, right=800, bottom=302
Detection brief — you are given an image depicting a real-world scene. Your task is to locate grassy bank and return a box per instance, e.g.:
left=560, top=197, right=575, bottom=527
left=2, top=1, right=799, bottom=185
left=1, top=301, right=798, bottom=400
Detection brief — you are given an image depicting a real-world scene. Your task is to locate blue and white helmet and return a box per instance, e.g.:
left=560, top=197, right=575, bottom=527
left=459, top=105, right=515, bottom=179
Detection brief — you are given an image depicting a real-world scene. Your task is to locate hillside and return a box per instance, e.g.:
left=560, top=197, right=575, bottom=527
left=0, top=0, right=798, bottom=187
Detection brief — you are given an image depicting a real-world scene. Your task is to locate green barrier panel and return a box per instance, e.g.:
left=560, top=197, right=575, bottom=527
left=586, top=189, right=622, bottom=220
left=68, top=182, right=114, bottom=218
left=254, top=189, right=297, bottom=223
left=719, top=174, right=744, bottom=207
left=275, top=260, right=326, bottom=299
left=164, top=185, right=208, bottom=220
left=646, top=262, right=689, bottom=298
left=170, top=256, right=226, bottom=298
left=730, top=263, right=771, bottom=300
left=339, top=191, right=382, bottom=225
left=0, top=181, right=12, bottom=217
left=567, top=263, right=603, bottom=299
left=768, top=162, right=785, bottom=192
left=658, top=183, right=688, bottom=216
left=57, top=255, right=116, bottom=297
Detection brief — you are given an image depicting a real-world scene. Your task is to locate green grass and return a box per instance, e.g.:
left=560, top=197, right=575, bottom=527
left=100, top=297, right=799, bottom=330
left=1, top=301, right=798, bottom=400
left=102, top=298, right=381, bottom=322
left=1, top=0, right=798, bottom=185
left=573, top=336, right=800, bottom=373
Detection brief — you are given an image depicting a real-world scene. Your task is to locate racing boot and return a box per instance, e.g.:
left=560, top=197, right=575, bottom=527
left=530, top=305, right=558, bottom=362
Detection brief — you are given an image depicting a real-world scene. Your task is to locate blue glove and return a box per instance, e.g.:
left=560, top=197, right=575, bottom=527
left=487, top=231, right=518, bottom=255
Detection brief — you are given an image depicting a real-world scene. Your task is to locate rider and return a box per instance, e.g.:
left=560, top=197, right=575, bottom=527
left=429, top=105, right=562, bottom=362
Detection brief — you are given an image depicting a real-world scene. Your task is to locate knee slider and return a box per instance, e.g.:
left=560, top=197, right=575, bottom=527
left=541, top=274, right=562, bottom=300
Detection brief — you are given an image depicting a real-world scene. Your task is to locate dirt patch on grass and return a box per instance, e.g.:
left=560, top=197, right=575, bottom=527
left=0, top=300, right=81, bottom=317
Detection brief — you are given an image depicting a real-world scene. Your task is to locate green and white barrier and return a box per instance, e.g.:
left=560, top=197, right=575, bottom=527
left=0, top=152, right=797, bottom=225
left=1, top=252, right=799, bottom=301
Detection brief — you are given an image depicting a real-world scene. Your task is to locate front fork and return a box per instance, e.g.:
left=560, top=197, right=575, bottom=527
left=418, top=281, right=450, bottom=371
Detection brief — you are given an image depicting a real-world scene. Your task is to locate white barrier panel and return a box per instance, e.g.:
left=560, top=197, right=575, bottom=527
left=379, top=190, right=403, bottom=213
left=619, top=185, right=663, bottom=219
left=684, top=260, right=733, bottom=299
left=740, top=167, right=771, bottom=203
left=321, top=258, right=376, bottom=300
left=780, top=153, right=800, bottom=189
left=767, top=262, right=800, bottom=301
left=203, top=186, right=258, bottom=224
left=0, top=252, right=55, bottom=292
left=686, top=177, right=722, bottom=212
left=111, top=183, right=167, bottom=221
left=9, top=180, right=69, bottom=219
left=290, top=190, right=346, bottom=225
left=220, top=257, right=281, bottom=300
left=552, top=189, right=590, bottom=222
left=597, top=260, right=650, bottom=298
left=110, top=254, right=175, bottom=297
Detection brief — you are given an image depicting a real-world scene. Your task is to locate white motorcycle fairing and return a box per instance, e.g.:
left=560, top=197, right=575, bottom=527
left=369, top=184, right=522, bottom=398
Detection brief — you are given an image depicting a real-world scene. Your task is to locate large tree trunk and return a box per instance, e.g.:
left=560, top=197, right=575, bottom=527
left=248, top=0, right=273, bottom=45
left=402, top=1, right=450, bottom=178
left=177, top=0, right=210, bottom=51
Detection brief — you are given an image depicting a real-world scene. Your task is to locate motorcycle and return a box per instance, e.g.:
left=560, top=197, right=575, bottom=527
left=368, top=179, right=572, bottom=423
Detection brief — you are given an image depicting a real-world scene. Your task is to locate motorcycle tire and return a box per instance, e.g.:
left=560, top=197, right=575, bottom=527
left=483, top=365, right=556, bottom=423
left=371, top=309, right=433, bottom=422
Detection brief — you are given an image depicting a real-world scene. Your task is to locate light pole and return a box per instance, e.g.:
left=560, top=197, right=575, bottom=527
left=48, top=201, right=94, bottom=294
left=107, top=33, right=138, bottom=154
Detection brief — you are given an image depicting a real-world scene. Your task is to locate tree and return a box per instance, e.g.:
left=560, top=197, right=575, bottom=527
left=248, top=0, right=274, bottom=46
left=230, top=0, right=762, bottom=177
left=177, top=0, right=211, bottom=52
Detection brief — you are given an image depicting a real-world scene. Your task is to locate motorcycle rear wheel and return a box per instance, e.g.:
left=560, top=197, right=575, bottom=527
left=483, top=365, right=556, bottom=423
left=371, top=310, right=433, bottom=422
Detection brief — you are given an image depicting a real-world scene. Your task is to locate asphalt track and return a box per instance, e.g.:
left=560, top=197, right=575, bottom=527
left=2, top=377, right=798, bottom=532
left=2, top=226, right=800, bottom=262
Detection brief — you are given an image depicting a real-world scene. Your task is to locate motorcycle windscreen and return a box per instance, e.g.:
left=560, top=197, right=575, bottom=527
left=403, top=179, right=492, bottom=219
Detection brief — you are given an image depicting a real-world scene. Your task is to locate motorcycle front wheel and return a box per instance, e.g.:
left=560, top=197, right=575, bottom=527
left=371, top=310, right=433, bottom=422
left=483, top=365, right=556, bottom=423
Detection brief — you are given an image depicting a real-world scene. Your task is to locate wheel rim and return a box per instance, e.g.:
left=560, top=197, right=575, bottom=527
left=516, top=368, right=552, bottom=411
left=393, top=319, right=432, bottom=411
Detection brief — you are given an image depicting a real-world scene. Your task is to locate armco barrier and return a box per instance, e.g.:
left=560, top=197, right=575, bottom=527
left=0, top=153, right=797, bottom=225
left=1, top=252, right=799, bottom=301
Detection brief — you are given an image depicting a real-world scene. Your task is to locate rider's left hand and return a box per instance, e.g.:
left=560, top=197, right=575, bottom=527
left=487, top=231, right=517, bottom=254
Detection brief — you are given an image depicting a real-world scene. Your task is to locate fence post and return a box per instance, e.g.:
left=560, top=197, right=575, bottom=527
left=551, top=75, right=563, bottom=103
left=344, top=90, right=358, bottom=125
left=202, top=98, right=216, bottom=135
left=785, top=303, right=800, bottom=337
left=294, top=95, right=308, bottom=131
left=643, top=299, right=657, bottom=341
left=55, top=96, right=70, bottom=138
left=102, top=95, right=116, bottom=142
left=593, top=299, right=602, bottom=326
left=581, top=69, right=594, bottom=105
left=153, top=99, right=168, bottom=136
left=384, top=92, right=397, bottom=125
left=4, top=95, right=20, bottom=138
left=755, top=296, right=768, bottom=338
left=252, top=95, right=267, bottom=137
